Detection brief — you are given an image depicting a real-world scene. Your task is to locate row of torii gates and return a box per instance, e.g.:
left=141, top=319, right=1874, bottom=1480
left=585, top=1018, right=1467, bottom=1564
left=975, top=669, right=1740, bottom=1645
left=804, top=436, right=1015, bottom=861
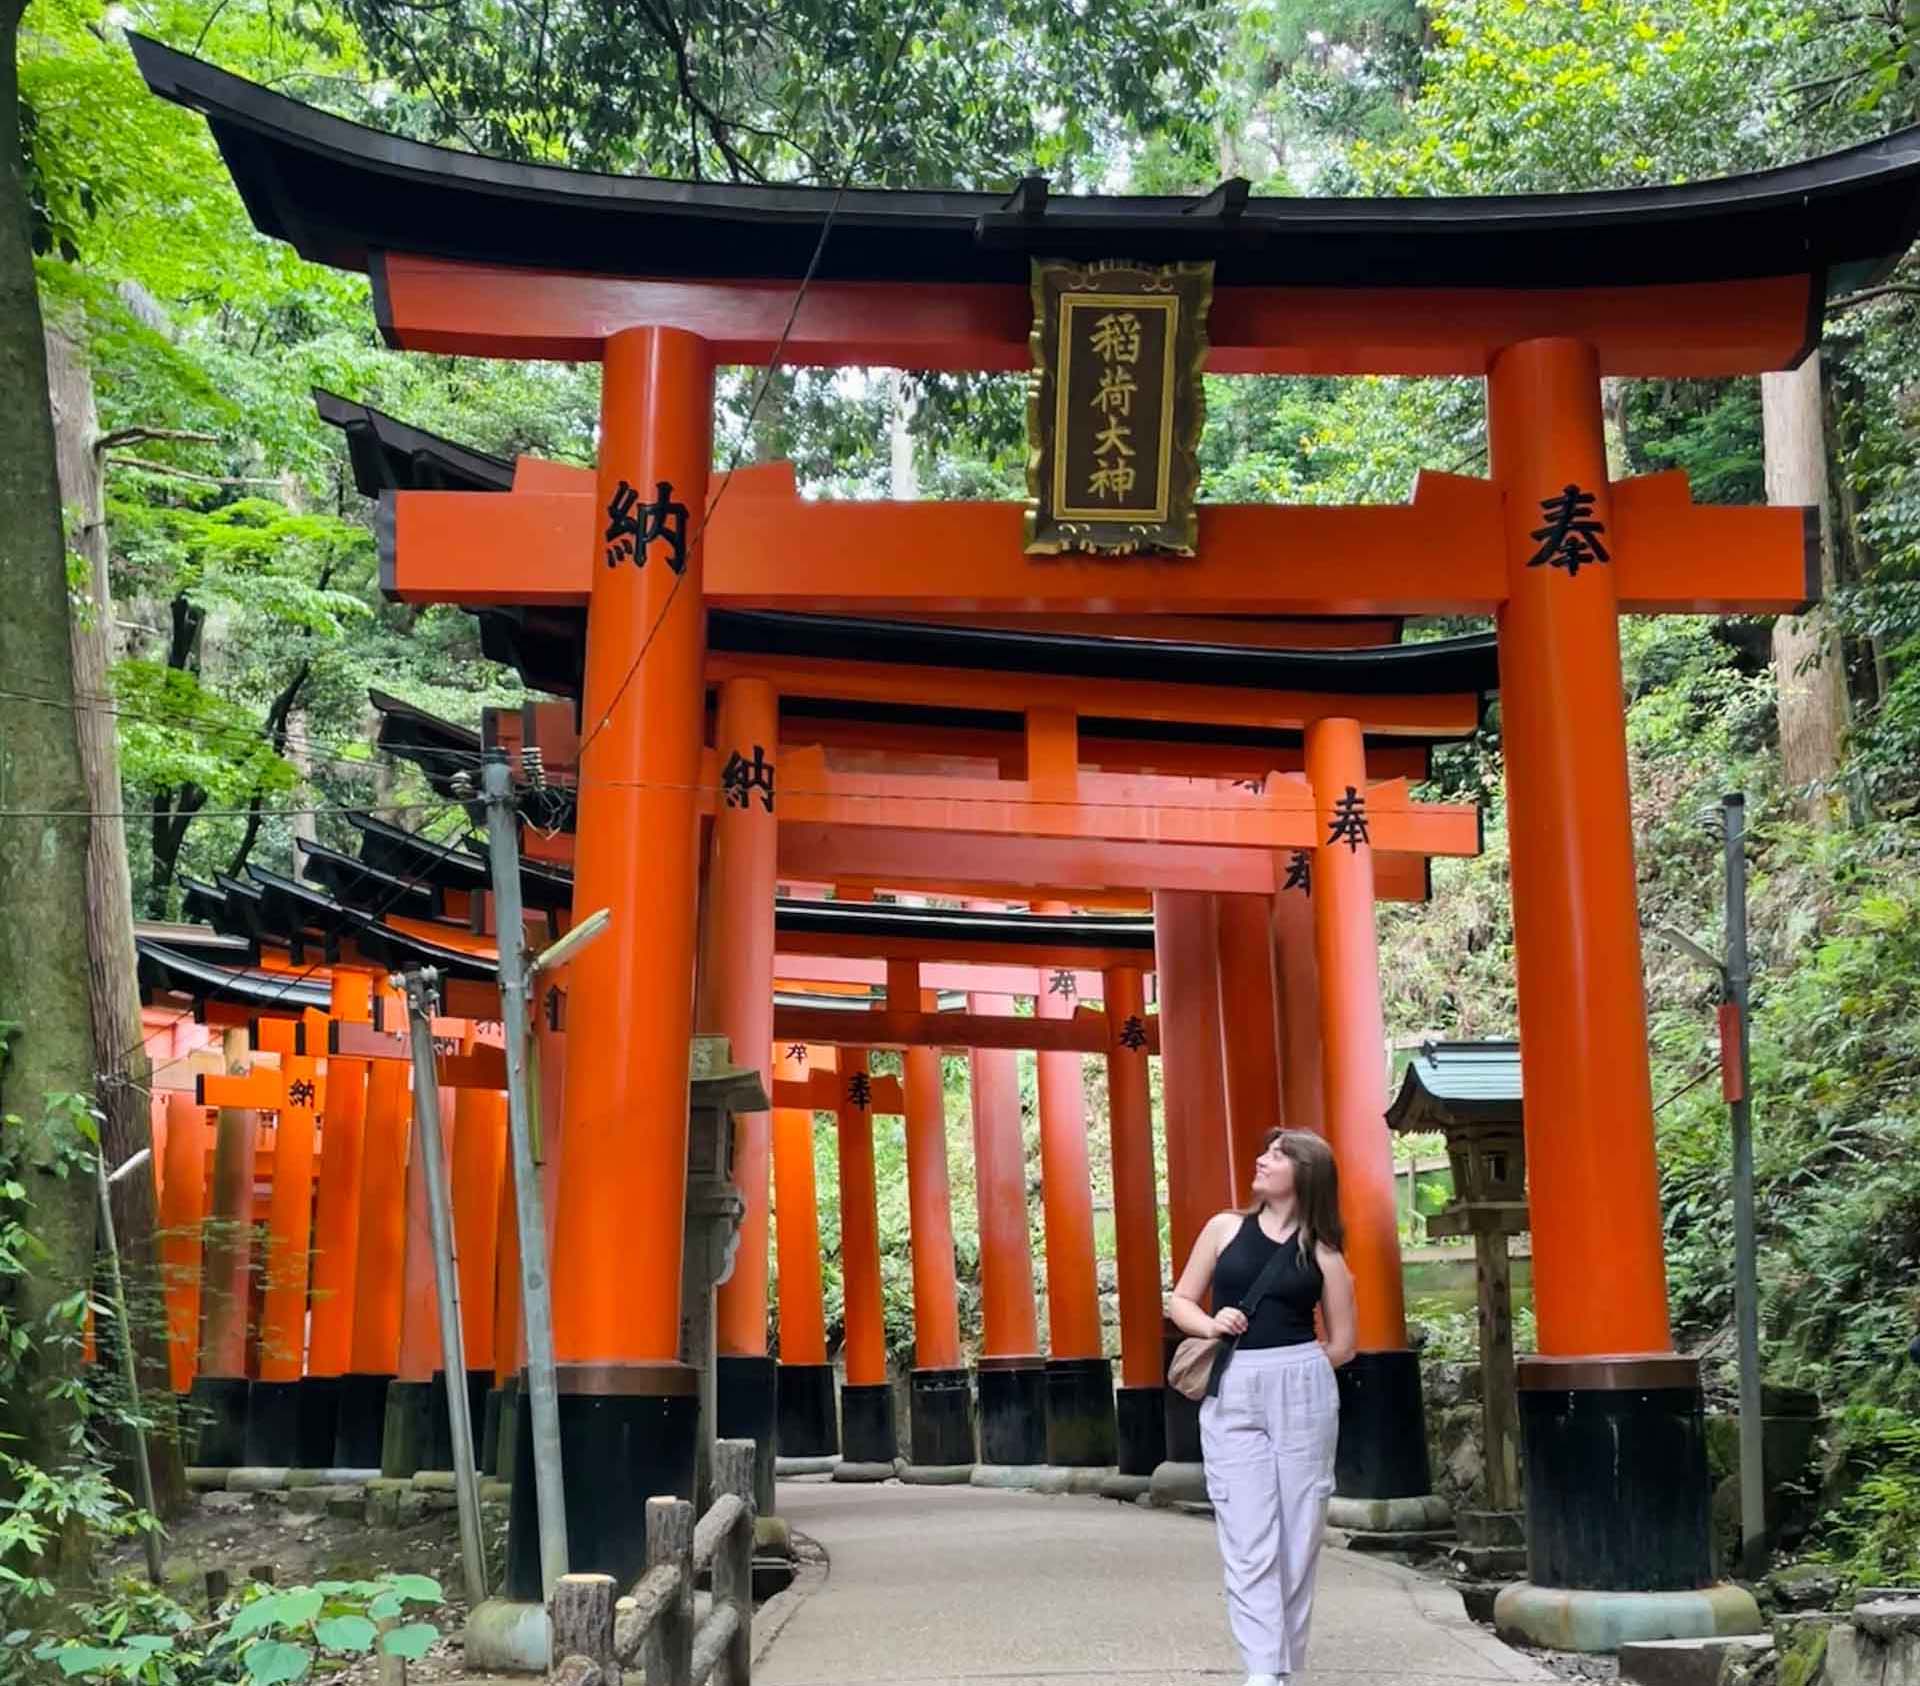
left=132, top=31, right=1920, bottom=1646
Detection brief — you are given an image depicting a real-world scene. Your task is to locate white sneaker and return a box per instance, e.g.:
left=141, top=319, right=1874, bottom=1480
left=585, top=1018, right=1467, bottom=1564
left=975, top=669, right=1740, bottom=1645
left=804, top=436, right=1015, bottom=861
left=1243, top=1676, right=1282, bottom=1686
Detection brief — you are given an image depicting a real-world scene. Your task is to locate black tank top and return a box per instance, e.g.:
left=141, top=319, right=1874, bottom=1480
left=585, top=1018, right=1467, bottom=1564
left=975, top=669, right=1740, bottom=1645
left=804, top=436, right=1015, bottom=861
left=1212, top=1213, right=1323, bottom=1349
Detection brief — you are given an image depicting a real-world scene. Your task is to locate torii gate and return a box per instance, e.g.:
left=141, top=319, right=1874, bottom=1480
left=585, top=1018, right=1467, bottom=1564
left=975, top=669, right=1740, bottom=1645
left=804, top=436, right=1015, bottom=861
left=137, top=30, right=1920, bottom=1644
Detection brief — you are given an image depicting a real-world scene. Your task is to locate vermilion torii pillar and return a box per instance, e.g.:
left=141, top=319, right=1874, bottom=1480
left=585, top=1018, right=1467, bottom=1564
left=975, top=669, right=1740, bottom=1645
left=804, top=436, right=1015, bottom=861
left=1103, top=966, right=1165, bottom=1483
left=900, top=1027, right=973, bottom=1473
left=1271, top=870, right=1325, bottom=1134
left=157, top=1092, right=210, bottom=1397
left=1307, top=717, right=1442, bottom=1528
left=338, top=1058, right=409, bottom=1467
left=1033, top=903, right=1115, bottom=1470
left=528, top=325, right=713, bottom=1590
left=969, top=984, right=1046, bottom=1470
left=1215, top=892, right=1286, bottom=1191
left=771, top=1041, right=837, bottom=1461
left=187, top=1029, right=255, bottom=1466
left=698, top=675, right=781, bottom=1509
left=834, top=1049, right=898, bottom=1474
left=303, top=1053, right=368, bottom=1466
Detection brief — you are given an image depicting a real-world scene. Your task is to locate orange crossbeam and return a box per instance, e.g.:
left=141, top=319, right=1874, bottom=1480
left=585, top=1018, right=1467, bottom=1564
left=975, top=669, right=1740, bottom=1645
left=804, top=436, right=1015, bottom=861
left=772, top=1071, right=907, bottom=1114
left=378, top=253, right=1815, bottom=379
left=777, top=825, right=1434, bottom=900
left=388, top=467, right=1811, bottom=616
left=772, top=1005, right=1160, bottom=1055
left=708, top=653, right=1477, bottom=737
left=328, top=1020, right=509, bottom=1089
left=775, top=752, right=1482, bottom=857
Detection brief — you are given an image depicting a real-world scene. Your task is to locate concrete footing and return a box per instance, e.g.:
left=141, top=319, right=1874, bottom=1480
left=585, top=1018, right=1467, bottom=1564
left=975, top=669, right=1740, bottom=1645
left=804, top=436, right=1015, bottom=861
left=1494, top=1582, right=1764, bottom=1654
left=775, top=1455, right=840, bottom=1477
left=1099, top=1472, right=1153, bottom=1502
left=1619, top=1634, right=1774, bottom=1686
left=969, top=1464, right=1113, bottom=1495
left=899, top=1463, right=974, bottom=1486
left=1328, top=1492, right=1453, bottom=1533
left=1148, top=1460, right=1208, bottom=1508
left=832, top=1460, right=899, bottom=1483
left=463, top=1599, right=549, bottom=1673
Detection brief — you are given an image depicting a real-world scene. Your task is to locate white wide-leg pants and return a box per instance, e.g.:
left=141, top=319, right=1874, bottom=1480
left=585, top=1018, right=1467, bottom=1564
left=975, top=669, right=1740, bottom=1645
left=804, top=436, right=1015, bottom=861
left=1200, top=1342, right=1340, bottom=1678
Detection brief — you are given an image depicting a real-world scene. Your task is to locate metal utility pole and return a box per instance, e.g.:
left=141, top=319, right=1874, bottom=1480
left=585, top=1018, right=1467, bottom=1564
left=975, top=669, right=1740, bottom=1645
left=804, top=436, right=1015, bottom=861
left=95, top=1148, right=163, bottom=1585
left=397, top=967, right=489, bottom=1607
left=482, top=751, right=571, bottom=1602
left=1723, top=793, right=1766, bottom=1580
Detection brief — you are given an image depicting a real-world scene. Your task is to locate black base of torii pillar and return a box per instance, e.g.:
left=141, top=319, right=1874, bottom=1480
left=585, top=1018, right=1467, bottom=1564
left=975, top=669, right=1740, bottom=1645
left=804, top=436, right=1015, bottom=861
left=503, top=1366, right=699, bottom=1601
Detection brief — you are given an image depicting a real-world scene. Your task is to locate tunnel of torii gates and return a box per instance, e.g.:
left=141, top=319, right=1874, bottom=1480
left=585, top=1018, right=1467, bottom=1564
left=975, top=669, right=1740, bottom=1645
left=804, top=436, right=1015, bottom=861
left=131, top=30, right=1920, bottom=1625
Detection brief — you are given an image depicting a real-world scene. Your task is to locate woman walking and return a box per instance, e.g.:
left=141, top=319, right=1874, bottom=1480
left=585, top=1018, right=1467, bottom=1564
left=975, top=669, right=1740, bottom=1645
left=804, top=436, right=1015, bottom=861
left=1169, top=1129, right=1356, bottom=1686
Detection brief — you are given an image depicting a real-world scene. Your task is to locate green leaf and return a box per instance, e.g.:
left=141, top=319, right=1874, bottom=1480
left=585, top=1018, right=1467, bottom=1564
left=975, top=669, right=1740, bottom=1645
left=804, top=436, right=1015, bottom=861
left=50, top=1645, right=129, bottom=1676
left=379, top=1622, right=437, bottom=1661
left=277, top=1588, right=324, bottom=1628
left=227, top=1593, right=292, bottom=1640
left=312, top=1615, right=376, bottom=1654
left=385, top=1573, right=443, bottom=1605
left=243, top=1638, right=313, bottom=1684
left=365, top=1592, right=402, bottom=1621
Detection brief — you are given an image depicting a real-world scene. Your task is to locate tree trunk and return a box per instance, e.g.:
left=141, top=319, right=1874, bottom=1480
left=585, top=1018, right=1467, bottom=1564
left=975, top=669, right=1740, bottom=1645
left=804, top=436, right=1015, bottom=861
left=0, top=0, right=106, bottom=1587
left=1761, top=353, right=1853, bottom=826
left=44, top=328, right=185, bottom=1514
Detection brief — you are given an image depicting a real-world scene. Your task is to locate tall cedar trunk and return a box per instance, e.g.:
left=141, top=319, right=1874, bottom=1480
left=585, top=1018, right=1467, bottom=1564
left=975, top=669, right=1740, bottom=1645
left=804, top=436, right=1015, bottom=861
left=1762, top=353, right=1853, bottom=826
left=0, top=0, right=106, bottom=1587
left=44, top=329, right=185, bottom=1514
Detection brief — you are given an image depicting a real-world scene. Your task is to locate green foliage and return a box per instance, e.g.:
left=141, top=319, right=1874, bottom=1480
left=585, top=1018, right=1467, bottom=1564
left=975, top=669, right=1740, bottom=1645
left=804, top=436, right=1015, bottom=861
left=23, top=1573, right=444, bottom=1684
left=1805, top=1407, right=1920, bottom=1585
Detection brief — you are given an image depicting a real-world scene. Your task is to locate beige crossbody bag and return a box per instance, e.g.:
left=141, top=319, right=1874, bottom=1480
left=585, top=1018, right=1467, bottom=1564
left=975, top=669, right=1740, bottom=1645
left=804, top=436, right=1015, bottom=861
left=1167, top=1238, right=1298, bottom=1403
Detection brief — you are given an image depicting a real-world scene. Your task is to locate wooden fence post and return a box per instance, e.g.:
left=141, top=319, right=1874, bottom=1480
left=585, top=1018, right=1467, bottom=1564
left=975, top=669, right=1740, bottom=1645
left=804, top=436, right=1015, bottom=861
left=550, top=1571, right=617, bottom=1680
left=641, top=1495, right=695, bottom=1686
left=713, top=1439, right=757, bottom=1685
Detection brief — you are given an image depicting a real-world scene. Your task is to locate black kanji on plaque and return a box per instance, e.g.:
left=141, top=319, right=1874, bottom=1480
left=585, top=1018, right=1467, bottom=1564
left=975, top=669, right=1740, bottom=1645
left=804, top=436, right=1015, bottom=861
left=286, top=1078, right=316, bottom=1108
left=543, top=985, right=564, bottom=1033
left=1526, top=484, right=1610, bottom=576
left=1233, top=775, right=1268, bottom=796
left=604, top=479, right=690, bottom=574
left=721, top=745, right=776, bottom=813
left=1047, top=967, right=1077, bottom=1001
left=848, top=1071, right=872, bottom=1111
left=1327, top=786, right=1370, bottom=852
left=1283, top=848, right=1312, bottom=895
left=1118, top=1015, right=1148, bottom=1052
left=786, top=1043, right=808, bottom=1066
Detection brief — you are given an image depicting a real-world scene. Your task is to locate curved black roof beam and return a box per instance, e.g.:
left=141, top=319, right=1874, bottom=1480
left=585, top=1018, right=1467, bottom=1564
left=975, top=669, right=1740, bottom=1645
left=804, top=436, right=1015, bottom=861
left=135, top=33, right=1920, bottom=299
left=315, top=389, right=514, bottom=496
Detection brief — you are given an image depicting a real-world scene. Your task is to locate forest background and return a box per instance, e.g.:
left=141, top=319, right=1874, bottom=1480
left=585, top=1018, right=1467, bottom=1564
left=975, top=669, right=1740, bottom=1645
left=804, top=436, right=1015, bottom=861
left=2, top=0, right=1920, bottom=1619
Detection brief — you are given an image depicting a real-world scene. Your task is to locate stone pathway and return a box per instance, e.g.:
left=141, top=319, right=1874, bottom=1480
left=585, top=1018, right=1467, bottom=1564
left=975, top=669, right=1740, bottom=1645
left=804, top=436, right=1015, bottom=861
left=754, top=1480, right=1553, bottom=1686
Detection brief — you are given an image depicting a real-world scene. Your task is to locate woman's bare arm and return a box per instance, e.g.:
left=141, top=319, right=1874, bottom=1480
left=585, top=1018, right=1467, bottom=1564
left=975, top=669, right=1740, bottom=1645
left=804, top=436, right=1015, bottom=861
left=1317, top=1244, right=1357, bottom=1368
left=1168, top=1212, right=1244, bottom=1339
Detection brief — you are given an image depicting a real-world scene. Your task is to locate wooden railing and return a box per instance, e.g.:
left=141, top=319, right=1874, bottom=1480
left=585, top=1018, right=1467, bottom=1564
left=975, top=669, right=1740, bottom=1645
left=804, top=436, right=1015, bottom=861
left=548, top=1439, right=757, bottom=1686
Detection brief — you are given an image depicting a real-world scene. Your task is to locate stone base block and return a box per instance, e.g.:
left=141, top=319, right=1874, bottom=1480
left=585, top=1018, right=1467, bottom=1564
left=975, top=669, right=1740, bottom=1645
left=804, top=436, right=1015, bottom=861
left=295, top=1378, right=342, bottom=1469
left=227, top=1467, right=292, bottom=1493
left=1454, top=1543, right=1529, bottom=1578
left=900, top=1463, right=974, bottom=1486
left=832, top=1460, right=898, bottom=1483
left=970, top=1463, right=1069, bottom=1493
left=1043, top=1358, right=1117, bottom=1468
left=1519, top=1355, right=1715, bottom=1592
left=1494, top=1582, right=1764, bottom=1654
left=717, top=1355, right=778, bottom=1516
left=381, top=1380, right=435, bottom=1479
left=909, top=1367, right=975, bottom=1468
left=1335, top=1348, right=1435, bottom=1502
left=841, top=1382, right=898, bottom=1465
left=1116, top=1386, right=1166, bottom=1478
left=1460, top=1508, right=1526, bottom=1549
left=976, top=1358, right=1046, bottom=1467
left=775, top=1455, right=840, bottom=1477
left=463, top=1599, right=549, bottom=1674
left=1620, top=1635, right=1775, bottom=1686
left=1343, top=1528, right=1456, bottom=1554
left=332, top=1374, right=391, bottom=1469
left=777, top=1364, right=839, bottom=1459
left=1328, top=1492, right=1452, bottom=1533
left=503, top=1370, right=699, bottom=1601
left=188, top=1374, right=249, bottom=1469
left=1148, top=1460, right=1208, bottom=1508
left=1100, top=1472, right=1153, bottom=1502
left=244, top=1380, right=302, bottom=1468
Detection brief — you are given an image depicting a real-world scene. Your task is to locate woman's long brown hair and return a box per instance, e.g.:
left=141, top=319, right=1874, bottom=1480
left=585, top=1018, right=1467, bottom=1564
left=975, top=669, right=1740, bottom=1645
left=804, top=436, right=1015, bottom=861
left=1252, top=1128, right=1346, bottom=1263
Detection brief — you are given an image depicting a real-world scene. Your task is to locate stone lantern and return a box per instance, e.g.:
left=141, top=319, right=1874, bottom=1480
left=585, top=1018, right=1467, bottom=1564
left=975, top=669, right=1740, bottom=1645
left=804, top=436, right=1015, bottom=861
left=1386, top=1040, right=1527, bottom=1579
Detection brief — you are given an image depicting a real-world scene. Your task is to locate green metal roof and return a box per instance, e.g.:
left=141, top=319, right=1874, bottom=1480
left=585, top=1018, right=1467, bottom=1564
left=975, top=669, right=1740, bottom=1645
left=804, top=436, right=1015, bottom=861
left=1385, top=1040, right=1522, bottom=1131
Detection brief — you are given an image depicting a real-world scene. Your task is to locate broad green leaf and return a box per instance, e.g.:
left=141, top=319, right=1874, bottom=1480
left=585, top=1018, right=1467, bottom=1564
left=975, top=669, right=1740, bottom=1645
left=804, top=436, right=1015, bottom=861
left=379, top=1622, right=438, bottom=1661
left=277, top=1588, right=325, bottom=1628
left=227, top=1593, right=292, bottom=1640
left=386, top=1573, right=443, bottom=1605
left=243, top=1638, right=313, bottom=1685
left=312, top=1615, right=377, bottom=1654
